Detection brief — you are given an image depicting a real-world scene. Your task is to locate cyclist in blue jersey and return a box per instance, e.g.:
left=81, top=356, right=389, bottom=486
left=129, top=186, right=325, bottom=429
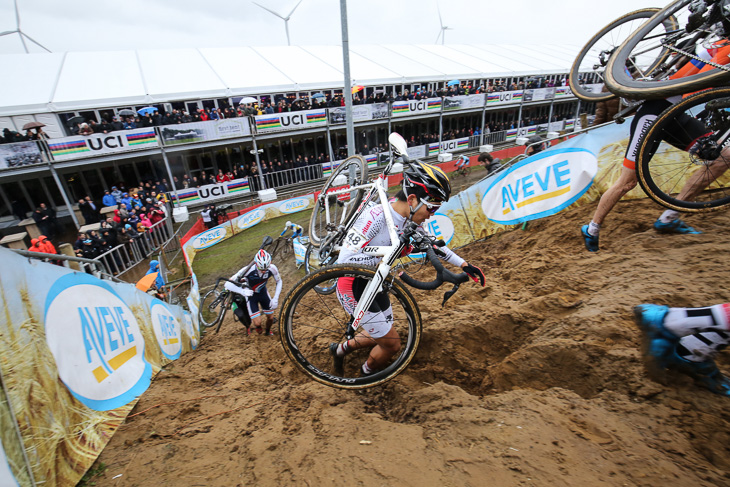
left=224, top=249, right=283, bottom=336
left=281, top=220, right=303, bottom=239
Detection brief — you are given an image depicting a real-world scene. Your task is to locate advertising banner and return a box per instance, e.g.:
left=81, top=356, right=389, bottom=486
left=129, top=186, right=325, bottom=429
left=159, top=118, right=251, bottom=146
left=171, top=177, right=250, bottom=206
left=555, top=86, right=574, bottom=97
left=443, top=94, right=485, bottom=111
left=486, top=90, right=524, bottom=106
left=254, top=109, right=327, bottom=134
left=182, top=195, right=314, bottom=265
left=0, top=247, right=199, bottom=486
left=329, top=103, right=388, bottom=124
left=0, top=141, right=43, bottom=170
left=427, top=137, right=469, bottom=156
left=391, top=97, right=443, bottom=118
left=48, top=127, right=158, bottom=161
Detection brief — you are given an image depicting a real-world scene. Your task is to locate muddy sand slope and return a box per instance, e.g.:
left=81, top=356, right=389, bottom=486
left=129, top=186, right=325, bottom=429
left=94, top=198, right=730, bottom=486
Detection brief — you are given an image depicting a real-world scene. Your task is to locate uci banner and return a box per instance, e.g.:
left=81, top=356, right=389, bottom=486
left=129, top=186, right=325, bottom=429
left=48, top=127, right=158, bottom=161
left=254, top=109, right=327, bottom=134
left=0, top=247, right=199, bottom=486
left=486, top=90, right=524, bottom=106
left=159, top=118, right=251, bottom=146
left=171, top=177, right=250, bottom=206
left=391, top=97, right=443, bottom=118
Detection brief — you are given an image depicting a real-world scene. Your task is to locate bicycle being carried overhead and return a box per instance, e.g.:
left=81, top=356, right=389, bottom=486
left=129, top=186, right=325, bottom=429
left=279, top=133, right=486, bottom=389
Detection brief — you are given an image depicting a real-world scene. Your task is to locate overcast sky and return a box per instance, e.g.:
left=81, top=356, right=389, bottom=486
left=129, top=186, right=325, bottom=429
left=0, top=0, right=661, bottom=54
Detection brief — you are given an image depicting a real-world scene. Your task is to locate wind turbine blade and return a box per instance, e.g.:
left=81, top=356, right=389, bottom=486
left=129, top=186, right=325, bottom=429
left=286, top=0, right=304, bottom=19
left=0, top=30, right=19, bottom=37
left=14, top=0, right=21, bottom=29
left=23, top=33, right=51, bottom=52
left=437, top=3, right=443, bottom=29
left=253, top=1, right=285, bottom=20
left=435, top=30, right=442, bottom=44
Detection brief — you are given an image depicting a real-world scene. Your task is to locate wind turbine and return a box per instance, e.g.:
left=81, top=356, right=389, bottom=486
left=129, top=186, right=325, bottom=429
left=0, top=0, right=51, bottom=53
left=435, top=4, right=452, bottom=45
left=252, top=0, right=303, bottom=46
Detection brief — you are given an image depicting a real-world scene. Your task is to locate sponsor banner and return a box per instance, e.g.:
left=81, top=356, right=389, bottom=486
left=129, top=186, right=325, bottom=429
left=555, top=86, right=574, bottom=97
left=486, top=90, right=524, bottom=106
left=254, top=109, right=327, bottom=134
left=0, top=140, right=43, bottom=170
left=329, top=103, right=388, bottom=124
left=481, top=147, right=597, bottom=225
left=564, top=119, right=575, bottom=131
left=523, top=87, right=555, bottom=103
left=293, top=236, right=307, bottom=266
left=0, top=247, right=198, bottom=485
left=171, top=177, right=250, bottom=206
left=182, top=195, right=315, bottom=264
left=48, top=127, right=158, bottom=161
left=159, top=118, right=251, bottom=146
left=406, top=145, right=427, bottom=159
left=427, top=137, right=469, bottom=156
left=391, top=97, right=443, bottom=118
left=443, top=94, right=485, bottom=111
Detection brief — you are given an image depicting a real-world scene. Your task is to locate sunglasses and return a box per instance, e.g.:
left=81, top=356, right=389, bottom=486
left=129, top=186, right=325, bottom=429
left=420, top=198, right=442, bottom=214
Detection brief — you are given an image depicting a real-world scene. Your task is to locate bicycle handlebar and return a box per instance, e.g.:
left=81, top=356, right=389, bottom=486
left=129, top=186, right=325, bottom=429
left=397, top=232, right=469, bottom=307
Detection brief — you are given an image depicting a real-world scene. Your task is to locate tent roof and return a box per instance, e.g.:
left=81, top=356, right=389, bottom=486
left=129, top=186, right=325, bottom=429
left=0, top=43, right=581, bottom=116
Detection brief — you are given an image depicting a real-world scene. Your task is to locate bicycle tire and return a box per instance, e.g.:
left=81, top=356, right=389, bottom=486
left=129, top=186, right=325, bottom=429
left=303, top=244, right=337, bottom=294
left=200, top=289, right=224, bottom=328
left=636, top=87, right=730, bottom=212
left=309, top=155, right=368, bottom=248
left=214, top=292, right=232, bottom=333
left=605, top=0, right=730, bottom=100
left=568, top=8, right=662, bottom=102
left=279, top=264, right=422, bottom=389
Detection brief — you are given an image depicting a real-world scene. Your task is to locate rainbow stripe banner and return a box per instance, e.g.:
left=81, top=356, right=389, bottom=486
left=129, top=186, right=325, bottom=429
left=255, top=108, right=328, bottom=134
left=171, top=177, right=251, bottom=206
left=364, top=154, right=378, bottom=167
left=176, top=189, right=200, bottom=204
left=564, top=119, right=575, bottom=130
left=227, top=178, right=250, bottom=194
left=126, top=130, right=157, bottom=146
left=306, top=111, right=326, bottom=124
left=256, top=117, right=281, bottom=130
left=506, top=129, right=518, bottom=140
left=527, top=127, right=537, bottom=136
left=48, top=139, right=89, bottom=158
left=427, top=99, right=442, bottom=110
left=392, top=102, right=409, bottom=114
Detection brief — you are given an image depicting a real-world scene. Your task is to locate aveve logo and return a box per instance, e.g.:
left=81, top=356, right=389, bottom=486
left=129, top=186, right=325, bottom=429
left=44, top=274, right=151, bottom=411
left=482, top=148, right=597, bottom=225
left=279, top=197, right=309, bottom=214
left=193, top=227, right=225, bottom=250
left=237, top=208, right=264, bottom=230
left=150, top=299, right=182, bottom=360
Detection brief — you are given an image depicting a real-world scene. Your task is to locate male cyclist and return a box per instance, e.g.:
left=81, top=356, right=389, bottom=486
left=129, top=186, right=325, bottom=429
left=224, top=249, right=282, bottom=336
left=281, top=220, right=303, bottom=239
left=329, top=162, right=486, bottom=376
left=454, top=155, right=470, bottom=174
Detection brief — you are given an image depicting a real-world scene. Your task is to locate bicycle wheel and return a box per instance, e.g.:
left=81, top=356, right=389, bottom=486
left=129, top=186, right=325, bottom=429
left=303, top=244, right=337, bottom=294
left=279, top=264, right=422, bottom=389
left=605, top=0, right=730, bottom=100
left=636, top=87, right=730, bottom=212
left=214, top=293, right=232, bottom=333
left=200, top=289, right=226, bottom=328
left=309, top=155, right=368, bottom=248
left=568, top=8, right=662, bottom=102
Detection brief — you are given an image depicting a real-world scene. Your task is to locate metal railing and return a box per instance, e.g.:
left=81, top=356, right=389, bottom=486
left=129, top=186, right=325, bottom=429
left=95, top=216, right=175, bottom=277
left=11, top=248, right=118, bottom=281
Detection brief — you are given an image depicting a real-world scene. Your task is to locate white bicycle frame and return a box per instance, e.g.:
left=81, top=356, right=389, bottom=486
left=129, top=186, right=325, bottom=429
left=317, top=171, right=409, bottom=332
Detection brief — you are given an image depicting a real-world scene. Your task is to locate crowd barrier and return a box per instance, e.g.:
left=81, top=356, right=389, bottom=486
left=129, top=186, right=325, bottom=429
left=0, top=247, right=200, bottom=486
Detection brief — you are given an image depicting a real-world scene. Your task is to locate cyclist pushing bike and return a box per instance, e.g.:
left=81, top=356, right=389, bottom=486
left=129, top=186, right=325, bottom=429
left=281, top=220, right=303, bottom=239
left=329, top=162, right=486, bottom=377
left=224, top=249, right=282, bottom=336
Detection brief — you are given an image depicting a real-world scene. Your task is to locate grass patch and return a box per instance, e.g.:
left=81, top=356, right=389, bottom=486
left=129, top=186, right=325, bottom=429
left=76, top=461, right=107, bottom=487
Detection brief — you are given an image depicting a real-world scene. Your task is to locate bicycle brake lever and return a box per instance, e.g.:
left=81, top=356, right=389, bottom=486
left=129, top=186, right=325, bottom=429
left=442, top=283, right=461, bottom=307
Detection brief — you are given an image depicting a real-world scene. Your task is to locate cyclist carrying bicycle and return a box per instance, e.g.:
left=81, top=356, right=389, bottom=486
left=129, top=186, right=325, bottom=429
left=281, top=221, right=303, bottom=239
left=224, top=249, right=282, bottom=336
left=329, top=162, right=486, bottom=376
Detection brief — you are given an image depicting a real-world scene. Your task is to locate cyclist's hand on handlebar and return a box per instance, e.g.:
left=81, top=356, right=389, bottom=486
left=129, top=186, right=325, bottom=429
left=242, top=288, right=254, bottom=297
left=462, top=262, right=485, bottom=286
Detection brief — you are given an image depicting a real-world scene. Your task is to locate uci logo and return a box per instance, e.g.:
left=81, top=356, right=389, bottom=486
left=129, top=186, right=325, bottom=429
left=87, top=135, right=126, bottom=151
left=193, top=228, right=225, bottom=250
left=150, top=299, right=182, bottom=360
left=44, top=273, right=152, bottom=411
left=280, top=113, right=305, bottom=127
left=481, top=148, right=597, bottom=225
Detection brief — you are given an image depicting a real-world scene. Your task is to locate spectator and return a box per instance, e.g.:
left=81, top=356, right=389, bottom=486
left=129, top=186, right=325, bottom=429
left=79, top=196, right=100, bottom=224
left=102, top=190, right=117, bottom=207
left=111, top=186, right=123, bottom=203
left=78, top=123, right=94, bottom=136
left=201, top=205, right=213, bottom=229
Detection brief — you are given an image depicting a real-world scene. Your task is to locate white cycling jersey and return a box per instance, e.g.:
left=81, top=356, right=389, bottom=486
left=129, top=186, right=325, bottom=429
left=336, top=201, right=465, bottom=268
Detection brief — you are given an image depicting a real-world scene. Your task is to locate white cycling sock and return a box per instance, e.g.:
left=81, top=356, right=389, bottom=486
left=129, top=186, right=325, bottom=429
left=663, top=304, right=730, bottom=337
left=336, top=341, right=350, bottom=357
left=362, top=362, right=373, bottom=375
left=659, top=210, right=680, bottom=223
left=587, top=221, right=600, bottom=237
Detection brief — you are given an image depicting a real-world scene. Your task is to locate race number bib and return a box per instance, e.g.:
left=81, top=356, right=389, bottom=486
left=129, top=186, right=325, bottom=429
left=344, top=227, right=367, bottom=252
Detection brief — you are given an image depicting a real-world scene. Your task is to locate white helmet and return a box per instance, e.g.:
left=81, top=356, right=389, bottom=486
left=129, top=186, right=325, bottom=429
left=285, top=221, right=292, bottom=227
left=254, top=249, right=271, bottom=271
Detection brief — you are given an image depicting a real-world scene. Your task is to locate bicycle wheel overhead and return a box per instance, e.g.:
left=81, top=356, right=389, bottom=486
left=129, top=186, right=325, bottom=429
left=309, top=155, right=367, bottom=248
left=604, top=0, right=730, bottom=100
left=568, top=8, right=665, bottom=102
left=636, top=87, right=730, bottom=212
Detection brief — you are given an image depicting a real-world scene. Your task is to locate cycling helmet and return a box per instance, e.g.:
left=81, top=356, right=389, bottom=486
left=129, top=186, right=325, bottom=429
left=285, top=220, right=292, bottom=227
left=403, top=161, right=451, bottom=202
left=254, top=249, right=271, bottom=271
